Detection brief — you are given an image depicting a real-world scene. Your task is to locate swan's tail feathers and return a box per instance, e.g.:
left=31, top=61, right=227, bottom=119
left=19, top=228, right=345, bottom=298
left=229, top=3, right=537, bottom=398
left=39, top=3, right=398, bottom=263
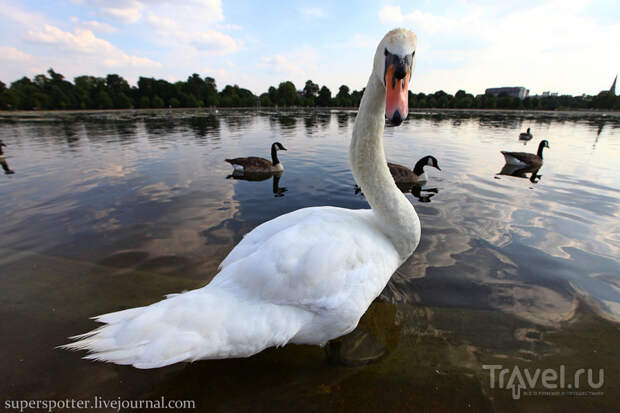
left=60, top=287, right=308, bottom=369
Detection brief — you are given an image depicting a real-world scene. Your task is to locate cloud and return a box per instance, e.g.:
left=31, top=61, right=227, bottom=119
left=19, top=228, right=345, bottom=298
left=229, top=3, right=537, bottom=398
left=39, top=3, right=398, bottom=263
left=331, top=33, right=376, bottom=49
left=378, top=2, right=620, bottom=95
left=0, top=46, right=32, bottom=62
left=300, top=7, right=326, bottom=18
left=146, top=14, right=178, bottom=31
left=101, top=6, right=142, bottom=23
left=192, top=30, right=239, bottom=53
left=259, top=47, right=320, bottom=82
left=26, top=24, right=161, bottom=68
left=81, top=0, right=224, bottom=25
left=145, top=12, right=238, bottom=55
left=217, top=23, right=243, bottom=31
left=71, top=17, right=119, bottom=33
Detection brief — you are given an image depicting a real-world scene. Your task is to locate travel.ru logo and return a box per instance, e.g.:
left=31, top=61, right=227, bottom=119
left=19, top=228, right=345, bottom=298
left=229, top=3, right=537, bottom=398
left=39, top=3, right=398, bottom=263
left=482, top=364, right=604, bottom=400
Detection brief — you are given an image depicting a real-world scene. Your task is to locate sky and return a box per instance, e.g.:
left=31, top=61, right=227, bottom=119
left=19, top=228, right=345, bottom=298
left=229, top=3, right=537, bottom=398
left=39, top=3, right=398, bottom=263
left=0, top=0, right=618, bottom=96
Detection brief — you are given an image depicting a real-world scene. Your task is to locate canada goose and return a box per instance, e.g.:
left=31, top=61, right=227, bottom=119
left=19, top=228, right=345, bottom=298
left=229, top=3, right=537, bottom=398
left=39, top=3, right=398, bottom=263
left=63, top=28, right=421, bottom=369
left=519, top=127, right=533, bottom=140
left=225, top=142, right=287, bottom=173
left=501, top=140, right=549, bottom=168
left=388, top=155, right=440, bottom=184
left=0, top=140, right=6, bottom=157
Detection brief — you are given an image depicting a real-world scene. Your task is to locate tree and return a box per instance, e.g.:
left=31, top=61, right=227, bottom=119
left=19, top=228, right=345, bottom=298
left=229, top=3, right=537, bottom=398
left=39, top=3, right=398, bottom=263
left=203, top=76, right=219, bottom=106
left=151, top=95, right=165, bottom=108
left=277, top=81, right=297, bottom=106
left=336, top=85, right=351, bottom=106
left=303, top=80, right=319, bottom=97
left=317, top=86, right=331, bottom=106
left=96, top=90, right=113, bottom=109
left=268, top=86, right=278, bottom=105
left=259, top=93, right=273, bottom=106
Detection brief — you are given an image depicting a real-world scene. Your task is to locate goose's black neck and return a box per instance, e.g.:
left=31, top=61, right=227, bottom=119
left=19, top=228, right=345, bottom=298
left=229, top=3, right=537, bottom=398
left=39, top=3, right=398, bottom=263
left=537, top=142, right=546, bottom=158
left=271, top=143, right=280, bottom=166
left=413, top=157, right=428, bottom=176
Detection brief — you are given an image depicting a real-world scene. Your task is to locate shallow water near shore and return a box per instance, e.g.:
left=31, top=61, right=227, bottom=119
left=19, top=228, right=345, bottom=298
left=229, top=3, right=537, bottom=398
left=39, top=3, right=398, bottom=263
left=1, top=108, right=619, bottom=411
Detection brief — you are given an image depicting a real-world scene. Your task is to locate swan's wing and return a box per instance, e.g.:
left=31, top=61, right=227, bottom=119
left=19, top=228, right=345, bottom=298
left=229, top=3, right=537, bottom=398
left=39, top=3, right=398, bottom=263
left=213, top=207, right=400, bottom=311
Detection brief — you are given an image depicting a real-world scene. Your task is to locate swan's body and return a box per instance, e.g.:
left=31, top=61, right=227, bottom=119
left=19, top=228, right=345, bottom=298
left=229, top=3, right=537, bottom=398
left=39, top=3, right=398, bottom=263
left=63, top=28, right=420, bottom=369
left=501, top=139, right=549, bottom=167
left=519, top=127, right=533, bottom=140
left=388, top=155, right=440, bottom=184
left=225, top=142, right=286, bottom=173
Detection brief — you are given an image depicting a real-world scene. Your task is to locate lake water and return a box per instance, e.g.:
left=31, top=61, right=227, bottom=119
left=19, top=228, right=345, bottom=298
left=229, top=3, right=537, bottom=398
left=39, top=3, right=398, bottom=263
left=1, top=109, right=619, bottom=411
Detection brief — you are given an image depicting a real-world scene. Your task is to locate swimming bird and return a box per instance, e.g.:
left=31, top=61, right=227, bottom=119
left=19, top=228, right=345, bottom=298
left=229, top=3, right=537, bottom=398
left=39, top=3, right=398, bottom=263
left=501, top=140, right=549, bottom=168
left=62, top=28, right=421, bottom=369
left=519, top=127, right=533, bottom=140
left=0, top=140, right=6, bottom=157
left=388, top=155, right=440, bottom=185
left=225, top=142, right=287, bottom=173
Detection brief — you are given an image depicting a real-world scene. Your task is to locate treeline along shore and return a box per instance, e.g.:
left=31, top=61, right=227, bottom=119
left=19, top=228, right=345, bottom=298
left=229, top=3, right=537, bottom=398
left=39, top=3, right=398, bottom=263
left=1, top=69, right=618, bottom=111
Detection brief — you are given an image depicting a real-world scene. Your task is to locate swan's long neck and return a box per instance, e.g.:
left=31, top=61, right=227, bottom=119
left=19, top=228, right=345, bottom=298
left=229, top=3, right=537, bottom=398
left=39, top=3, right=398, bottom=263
left=350, top=74, right=420, bottom=260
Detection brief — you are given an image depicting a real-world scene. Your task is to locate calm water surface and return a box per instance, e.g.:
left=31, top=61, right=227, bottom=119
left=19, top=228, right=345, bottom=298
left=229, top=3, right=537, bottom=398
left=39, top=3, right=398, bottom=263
left=1, top=109, right=619, bottom=412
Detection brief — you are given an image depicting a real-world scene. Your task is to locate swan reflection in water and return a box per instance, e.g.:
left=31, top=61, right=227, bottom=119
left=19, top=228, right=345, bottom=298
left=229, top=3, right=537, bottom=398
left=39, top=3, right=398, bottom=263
left=355, top=182, right=439, bottom=203
left=227, top=171, right=287, bottom=197
left=496, top=163, right=542, bottom=184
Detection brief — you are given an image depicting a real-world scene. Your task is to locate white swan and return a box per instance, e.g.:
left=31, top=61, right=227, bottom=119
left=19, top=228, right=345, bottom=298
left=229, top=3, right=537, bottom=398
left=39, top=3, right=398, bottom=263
left=62, top=28, right=420, bottom=369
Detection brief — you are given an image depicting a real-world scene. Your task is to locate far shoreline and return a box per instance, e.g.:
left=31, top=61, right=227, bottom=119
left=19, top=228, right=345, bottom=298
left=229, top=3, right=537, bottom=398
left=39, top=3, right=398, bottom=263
left=0, top=107, right=618, bottom=118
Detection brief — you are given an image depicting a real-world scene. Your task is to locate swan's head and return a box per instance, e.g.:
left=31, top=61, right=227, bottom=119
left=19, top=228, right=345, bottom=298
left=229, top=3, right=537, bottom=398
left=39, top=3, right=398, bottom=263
left=374, top=28, right=418, bottom=126
left=272, top=142, right=287, bottom=151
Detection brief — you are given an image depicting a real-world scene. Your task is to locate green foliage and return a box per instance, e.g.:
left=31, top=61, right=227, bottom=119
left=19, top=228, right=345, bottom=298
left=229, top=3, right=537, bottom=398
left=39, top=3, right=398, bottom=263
left=1, top=68, right=615, bottom=111
left=151, top=95, right=165, bottom=108
left=317, top=86, right=331, bottom=107
left=276, top=81, right=297, bottom=106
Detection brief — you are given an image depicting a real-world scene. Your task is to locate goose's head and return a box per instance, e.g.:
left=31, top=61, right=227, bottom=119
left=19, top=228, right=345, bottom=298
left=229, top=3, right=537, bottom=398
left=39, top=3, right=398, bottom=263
left=424, top=155, right=441, bottom=171
left=539, top=140, right=550, bottom=149
left=374, top=28, right=418, bottom=126
left=272, top=142, right=287, bottom=151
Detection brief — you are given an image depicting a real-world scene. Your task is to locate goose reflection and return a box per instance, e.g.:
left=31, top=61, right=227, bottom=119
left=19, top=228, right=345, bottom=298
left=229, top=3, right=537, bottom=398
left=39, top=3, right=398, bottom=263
left=227, top=171, right=287, bottom=197
left=0, top=141, right=15, bottom=175
left=355, top=182, right=439, bottom=203
left=496, top=163, right=542, bottom=184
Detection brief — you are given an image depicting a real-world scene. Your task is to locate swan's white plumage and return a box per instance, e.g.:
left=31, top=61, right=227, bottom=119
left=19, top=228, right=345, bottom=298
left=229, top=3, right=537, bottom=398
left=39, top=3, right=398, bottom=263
left=63, top=28, right=420, bottom=369
left=62, top=208, right=401, bottom=368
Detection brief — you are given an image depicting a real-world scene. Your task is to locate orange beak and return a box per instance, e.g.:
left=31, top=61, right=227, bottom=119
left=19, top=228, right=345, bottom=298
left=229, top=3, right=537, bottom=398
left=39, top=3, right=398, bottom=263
left=385, top=64, right=410, bottom=125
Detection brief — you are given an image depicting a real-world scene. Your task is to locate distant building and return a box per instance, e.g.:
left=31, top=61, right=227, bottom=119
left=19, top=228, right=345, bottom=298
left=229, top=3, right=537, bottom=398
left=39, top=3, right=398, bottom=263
left=541, top=91, right=558, bottom=97
left=610, top=75, right=617, bottom=95
left=485, top=86, right=529, bottom=99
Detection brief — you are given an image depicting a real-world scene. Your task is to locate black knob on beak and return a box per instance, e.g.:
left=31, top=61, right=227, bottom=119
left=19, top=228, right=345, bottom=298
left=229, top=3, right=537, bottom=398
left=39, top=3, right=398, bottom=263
left=394, top=58, right=408, bottom=80
left=390, top=110, right=403, bottom=126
